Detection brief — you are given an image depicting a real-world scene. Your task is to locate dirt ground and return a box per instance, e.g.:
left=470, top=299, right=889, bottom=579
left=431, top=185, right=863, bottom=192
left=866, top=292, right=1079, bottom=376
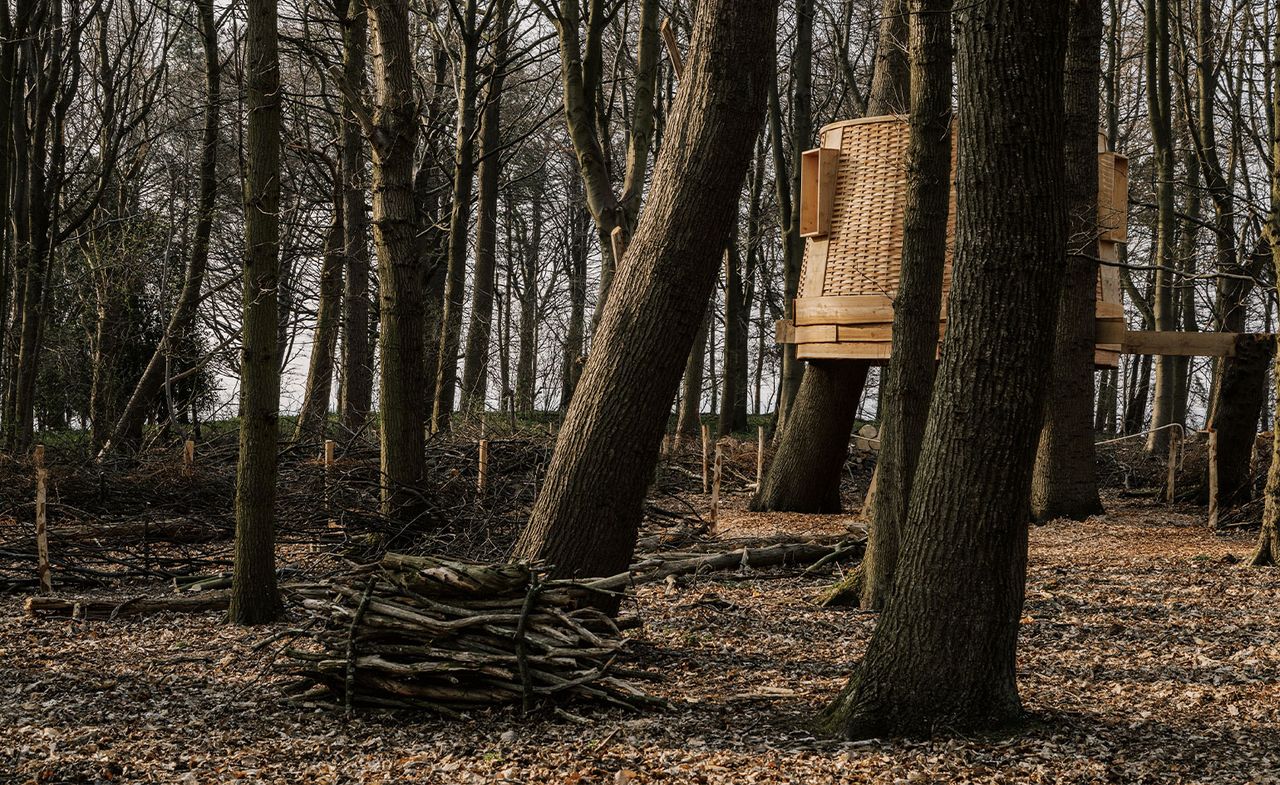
left=2, top=493, right=1279, bottom=784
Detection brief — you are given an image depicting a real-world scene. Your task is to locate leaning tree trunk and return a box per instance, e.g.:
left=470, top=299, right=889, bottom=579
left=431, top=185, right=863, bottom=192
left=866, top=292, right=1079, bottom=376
left=97, top=0, right=219, bottom=459
left=1206, top=335, right=1275, bottom=512
left=229, top=0, right=284, bottom=626
left=817, top=0, right=1068, bottom=738
left=293, top=180, right=344, bottom=444
left=676, top=303, right=711, bottom=444
left=855, top=0, right=953, bottom=610
left=720, top=228, right=749, bottom=435
left=752, top=0, right=909, bottom=512
left=1030, top=0, right=1104, bottom=521
left=512, top=0, right=779, bottom=582
left=369, top=0, right=426, bottom=522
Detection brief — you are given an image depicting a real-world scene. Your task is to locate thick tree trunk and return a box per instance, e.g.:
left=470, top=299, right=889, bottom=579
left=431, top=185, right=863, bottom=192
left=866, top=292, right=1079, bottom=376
left=751, top=362, right=868, bottom=513
left=369, top=0, right=426, bottom=521
left=229, top=0, right=284, bottom=625
left=754, top=0, right=909, bottom=511
left=512, top=0, right=778, bottom=581
left=1204, top=335, right=1275, bottom=512
left=818, top=0, right=1068, bottom=738
left=293, top=183, right=344, bottom=444
left=1030, top=0, right=1103, bottom=522
left=514, top=199, right=541, bottom=416
left=338, top=0, right=374, bottom=435
left=858, top=0, right=952, bottom=610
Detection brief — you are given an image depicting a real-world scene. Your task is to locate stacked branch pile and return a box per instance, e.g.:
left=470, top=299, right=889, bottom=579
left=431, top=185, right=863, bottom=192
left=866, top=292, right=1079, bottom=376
left=284, top=554, right=660, bottom=714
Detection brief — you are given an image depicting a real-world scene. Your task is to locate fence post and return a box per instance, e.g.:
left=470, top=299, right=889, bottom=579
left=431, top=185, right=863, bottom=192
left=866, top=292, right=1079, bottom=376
left=183, top=439, right=195, bottom=477
left=1207, top=428, right=1219, bottom=528
left=1165, top=426, right=1181, bottom=504
left=710, top=444, right=723, bottom=532
left=756, top=425, right=765, bottom=486
left=34, top=445, right=50, bottom=594
left=324, top=440, right=336, bottom=529
left=701, top=424, right=710, bottom=494
left=478, top=439, right=490, bottom=494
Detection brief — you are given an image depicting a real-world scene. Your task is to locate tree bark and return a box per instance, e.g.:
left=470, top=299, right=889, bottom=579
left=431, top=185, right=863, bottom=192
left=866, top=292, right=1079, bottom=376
left=1144, top=0, right=1177, bottom=454
left=461, top=0, right=515, bottom=414
left=338, top=0, right=374, bottom=435
left=677, top=304, right=710, bottom=442
left=512, top=0, right=778, bottom=582
left=859, top=0, right=952, bottom=610
left=720, top=225, right=749, bottom=435
left=369, top=0, right=426, bottom=521
left=818, top=0, right=1068, bottom=738
left=293, top=176, right=345, bottom=444
left=1030, top=0, right=1104, bottom=522
left=229, top=0, right=284, bottom=625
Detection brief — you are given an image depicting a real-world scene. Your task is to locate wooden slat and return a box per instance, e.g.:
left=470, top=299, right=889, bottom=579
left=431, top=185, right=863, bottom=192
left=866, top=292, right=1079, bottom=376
left=1096, top=301, right=1125, bottom=319
left=836, top=324, right=896, bottom=342
left=1120, top=331, right=1238, bottom=357
left=797, top=341, right=892, bottom=361
left=1094, top=319, right=1126, bottom=344
left=794, top=295, right=895, bottom=326
left=794, top=325, right=839, bottom=343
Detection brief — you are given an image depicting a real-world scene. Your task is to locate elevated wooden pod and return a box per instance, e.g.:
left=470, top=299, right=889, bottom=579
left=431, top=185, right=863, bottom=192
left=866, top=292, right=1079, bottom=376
left=778, top=116, right=1129, bottom=368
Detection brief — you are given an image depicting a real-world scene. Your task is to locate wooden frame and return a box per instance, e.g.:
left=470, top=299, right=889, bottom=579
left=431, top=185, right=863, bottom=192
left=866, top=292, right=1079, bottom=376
left=799, top=147, right=839, bottom=238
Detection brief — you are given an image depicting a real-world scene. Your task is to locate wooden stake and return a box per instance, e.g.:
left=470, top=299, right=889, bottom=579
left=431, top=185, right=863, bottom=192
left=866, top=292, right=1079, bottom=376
left=33, top=445, right=50, bottom=594
left=478, top=439, right=490, bottom=494
left=610, top=225, right=626, bottom=267
left=183, top=439, right=195, bottom=476
left=661, top=18, right=684, bottom=80
left=1166, top=427, right=1181, bottom=504
left=710, top=444, right=723, bottom=531
left=1207, top=428, right=1219, bottom=528
left=700, top=424, right=710, bottom=494
left=756, top=425, right=765, bottom=486
left=324, top=440, right=337, bottom=529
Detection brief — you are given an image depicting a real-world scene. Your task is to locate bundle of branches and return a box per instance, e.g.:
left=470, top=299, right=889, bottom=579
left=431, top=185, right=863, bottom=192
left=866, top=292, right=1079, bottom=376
left=283, top=553, right=660, bottom=716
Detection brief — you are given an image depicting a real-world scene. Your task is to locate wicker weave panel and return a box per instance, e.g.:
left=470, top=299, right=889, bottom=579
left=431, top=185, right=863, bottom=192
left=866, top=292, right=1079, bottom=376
left=806, top=117, right=957, bottom=300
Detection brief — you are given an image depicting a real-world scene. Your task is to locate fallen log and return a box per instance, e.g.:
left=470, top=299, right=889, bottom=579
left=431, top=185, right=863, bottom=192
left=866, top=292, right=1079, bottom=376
left=25, top=591, right=233, bottom=620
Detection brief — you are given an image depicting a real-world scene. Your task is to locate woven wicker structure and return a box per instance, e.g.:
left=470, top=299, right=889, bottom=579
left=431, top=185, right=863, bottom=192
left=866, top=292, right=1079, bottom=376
left=781, top=116, right=1128, bottom=368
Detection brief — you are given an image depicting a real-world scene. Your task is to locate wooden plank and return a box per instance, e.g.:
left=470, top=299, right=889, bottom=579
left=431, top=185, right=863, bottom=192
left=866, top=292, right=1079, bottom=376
left=1094, top=319, right=1126, bottom=344
left=799, top=147, right=840, bottom=238
left=774, top=319, right=796, bottom=344
left=836, top=324, right=897, bottom=342
left=1096, top=301, right=1125, bottom=319
left=1119, top=331, right=1238, bottom=357
left=794, top=295, right=895, bottom=326
left=797, top=341, right=892, bottom=361
left=801, top=237, right=831, bottom=296
left=794, top=325, right=839, bottom=343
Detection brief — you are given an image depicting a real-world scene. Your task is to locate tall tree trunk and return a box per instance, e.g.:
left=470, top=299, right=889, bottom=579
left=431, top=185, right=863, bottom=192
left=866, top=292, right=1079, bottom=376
left=752, top=0, right=909, bottom=511
left=229, top=0, right=284, bottom=625
left=856, top=0, right=953, bottom=609
left=512, top=0, right=778, bottom=582
left=817, top=0, right=1068, bottom=738
left=369, top=0, right=426, bottom=521
left=461, top=1, right=515, bottom=414
left=338, top=0, right=374, bottom=434
left=559, top=200, right=588, bottom=409
left=433, top=0, right=481, bottom=432
left=514, top=197, right=542, bottom=416
left=677, top=304, right=711, bottom=441
left=98, top=0, right=219, bottom=457
left=1030, top=0, right=1104, bottom=521
left=720, top=224, right=749, bottom=435
left=293, top=177, right=345, bottom=443
left=1144, top=0, right=1177, bottom=454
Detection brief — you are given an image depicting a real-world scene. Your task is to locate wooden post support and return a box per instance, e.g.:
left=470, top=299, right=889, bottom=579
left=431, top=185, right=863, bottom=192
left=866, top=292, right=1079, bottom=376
left=756, top=425, right=765, bottom=486
left=324, top=439, right=337, bottom=529
left=661, top=18, right=684, bottom=79
left=183, top=439, right=195, bottom=476
left=610, top=225, right=627, bottom=267
left=478, top=439, right=490, bottom=494
left=700, top=424, right=710, bottom=494
left=1207, top=428, right=1219, bottom=528
left=33, top=445, right=50, bottom=595
left=710, top=444, right=723, bottom=531
left=1166, top=426, right=1182, bottom=504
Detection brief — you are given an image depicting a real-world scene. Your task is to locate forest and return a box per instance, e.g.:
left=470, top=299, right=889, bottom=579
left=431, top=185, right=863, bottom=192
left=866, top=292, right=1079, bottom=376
left=2, top=0, right=1279, bottom=781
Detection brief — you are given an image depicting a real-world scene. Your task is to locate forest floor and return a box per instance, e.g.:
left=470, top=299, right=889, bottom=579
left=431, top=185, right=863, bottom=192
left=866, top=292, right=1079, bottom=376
left=3, top=482, right=1279, bottom=784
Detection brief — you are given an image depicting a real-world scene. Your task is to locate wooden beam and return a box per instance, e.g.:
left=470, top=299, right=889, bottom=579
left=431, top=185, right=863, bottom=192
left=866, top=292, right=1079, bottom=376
left=661, top=18, right=683, bottom=80
left=1119, top=331, right=1239, bottom=357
